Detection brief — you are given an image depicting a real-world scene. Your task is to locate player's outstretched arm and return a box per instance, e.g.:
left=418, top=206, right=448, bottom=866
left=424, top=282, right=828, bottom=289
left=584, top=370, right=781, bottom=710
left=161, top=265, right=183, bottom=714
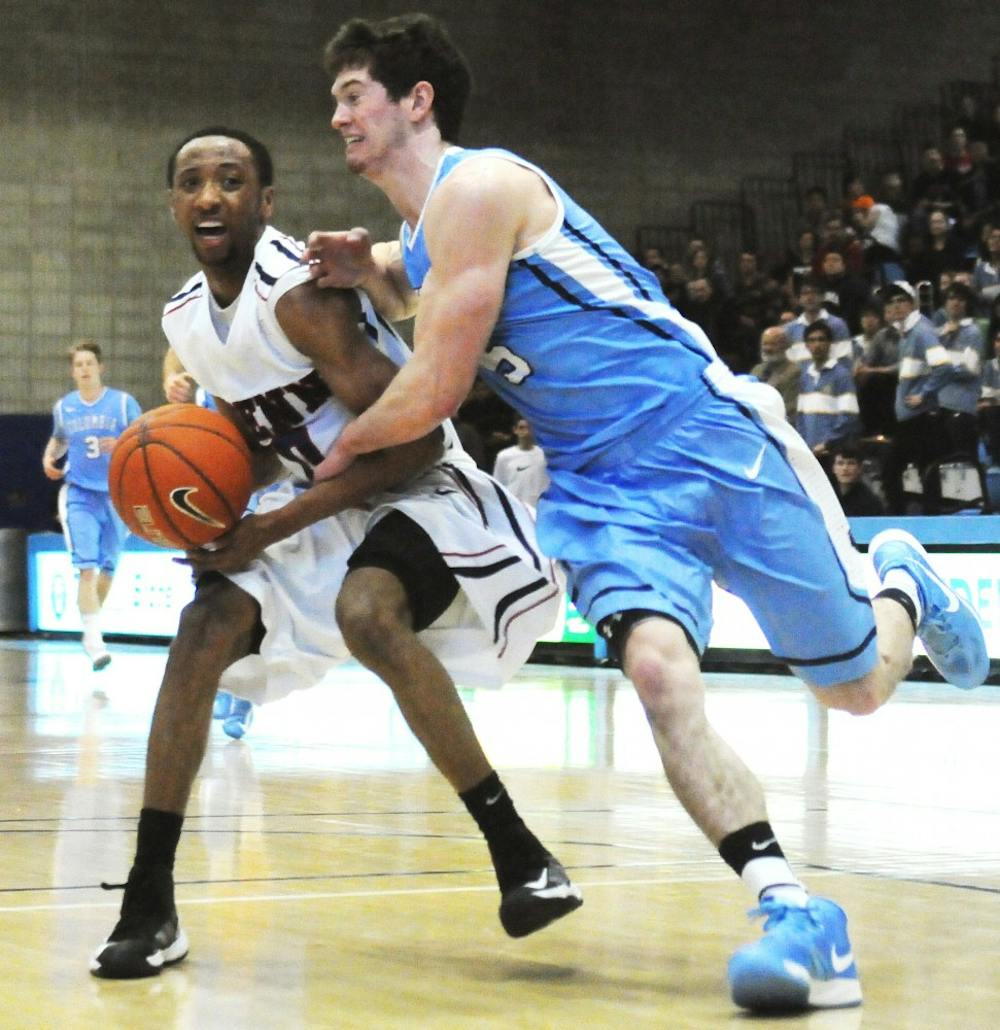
left=313, top=166, right=521, bottom=481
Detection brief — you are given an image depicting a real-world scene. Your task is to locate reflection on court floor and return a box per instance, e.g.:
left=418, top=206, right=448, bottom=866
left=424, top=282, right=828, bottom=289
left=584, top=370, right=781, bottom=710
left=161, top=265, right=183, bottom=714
left=2, top=637, right=998, bottom=1029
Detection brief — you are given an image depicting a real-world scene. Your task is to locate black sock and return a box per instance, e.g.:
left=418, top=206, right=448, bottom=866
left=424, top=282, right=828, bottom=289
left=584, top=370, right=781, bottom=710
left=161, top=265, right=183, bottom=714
left=459, top=771, right=548, bottom=892
left=875, top=587, right=918, bottom=632
left=134, top=808, right=184, bottom=871
left=718, top=821, right=785, bottom=875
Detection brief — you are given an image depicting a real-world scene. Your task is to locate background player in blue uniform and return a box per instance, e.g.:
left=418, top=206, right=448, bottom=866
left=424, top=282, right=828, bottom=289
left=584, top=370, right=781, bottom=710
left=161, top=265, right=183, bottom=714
left=42, top=340, right=141, bottom=670
left=304, top=14, right=990, bottom=1014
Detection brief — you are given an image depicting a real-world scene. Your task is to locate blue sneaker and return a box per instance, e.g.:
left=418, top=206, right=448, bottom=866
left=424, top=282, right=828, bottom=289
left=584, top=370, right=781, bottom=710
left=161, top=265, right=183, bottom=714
left=212, top=690, right=234, bottom=720
left=869, top=528, right=989, bottom=689
left=222, top=697, right=253, bottom=740
left=728, top=896, right=862, bottom=1012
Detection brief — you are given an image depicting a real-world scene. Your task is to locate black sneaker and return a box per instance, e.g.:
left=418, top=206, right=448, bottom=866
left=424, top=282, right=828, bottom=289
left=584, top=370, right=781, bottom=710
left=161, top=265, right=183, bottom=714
left=498, top=855, right=583, bottom=938
left=89, top=865, right=189, bottom=978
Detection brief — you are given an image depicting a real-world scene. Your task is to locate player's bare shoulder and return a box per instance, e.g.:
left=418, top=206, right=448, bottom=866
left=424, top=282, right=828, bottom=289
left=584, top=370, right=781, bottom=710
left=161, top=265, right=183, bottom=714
left=429, top=157, right=555, bottom=254
left=273, top=278, right=364, bottom=361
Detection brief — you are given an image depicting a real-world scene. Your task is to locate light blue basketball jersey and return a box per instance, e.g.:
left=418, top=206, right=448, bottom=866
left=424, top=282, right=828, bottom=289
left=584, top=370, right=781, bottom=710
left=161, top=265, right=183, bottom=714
left=52, top=388, right=141, bottom=492
left=401, top=147, right=720, bottom=473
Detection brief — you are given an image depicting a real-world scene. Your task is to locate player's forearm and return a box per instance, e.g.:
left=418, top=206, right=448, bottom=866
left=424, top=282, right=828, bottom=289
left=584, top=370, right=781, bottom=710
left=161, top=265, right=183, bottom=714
left=360, top=242, right=418, bottom=322
left=260, top=432, right=443, bottom=543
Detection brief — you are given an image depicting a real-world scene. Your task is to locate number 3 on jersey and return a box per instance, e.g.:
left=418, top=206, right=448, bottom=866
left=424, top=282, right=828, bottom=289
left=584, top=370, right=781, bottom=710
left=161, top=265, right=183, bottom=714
left=482, top=344, right=533, bottom=385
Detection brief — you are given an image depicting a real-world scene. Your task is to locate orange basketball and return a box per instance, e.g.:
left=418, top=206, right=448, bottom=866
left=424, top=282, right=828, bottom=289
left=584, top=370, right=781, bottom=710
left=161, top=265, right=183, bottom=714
left=108, top=404, right=254, bottom=549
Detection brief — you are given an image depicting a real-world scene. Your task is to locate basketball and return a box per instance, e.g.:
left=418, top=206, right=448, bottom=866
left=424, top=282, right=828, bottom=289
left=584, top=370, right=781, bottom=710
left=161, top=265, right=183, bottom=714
left=108, top=403, right=254, bottom=549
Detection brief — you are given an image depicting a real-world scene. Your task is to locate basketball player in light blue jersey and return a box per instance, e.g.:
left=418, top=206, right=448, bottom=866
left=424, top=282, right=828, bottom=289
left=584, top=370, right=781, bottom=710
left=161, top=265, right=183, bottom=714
left=42, top=340, right=141, bottom=670
left=304, top=14, right=991, bottom=1015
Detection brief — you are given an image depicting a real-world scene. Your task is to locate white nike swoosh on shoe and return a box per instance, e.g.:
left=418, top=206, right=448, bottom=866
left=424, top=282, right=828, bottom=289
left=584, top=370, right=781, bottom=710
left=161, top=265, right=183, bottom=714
left=744, top=443, right=767, bottom=480
left=523, top=869, right=549, bottom=890
left=750, top=837, right=777, bottom=850
left=830, top=945, right=855, bottom=974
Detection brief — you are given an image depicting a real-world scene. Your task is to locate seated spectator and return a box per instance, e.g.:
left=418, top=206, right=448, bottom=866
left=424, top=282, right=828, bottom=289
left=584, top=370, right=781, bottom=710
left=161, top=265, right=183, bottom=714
left=686, top=241, right=730, bottom=298
left=731, top=250, right=782, bottom=360
left=492, top=416, right=550, bottom=509
left=954, top=93, right=989, bottom=143
left=639, top=245, right=671, bottom=293
left=775, top=227, right=819, bottom=304
left=958, top=141, right=999, bottom=233
left=815, top=212, right=866, bottom=278
left=880, top=170, right=909, bottom=217
left=909, top=144, right=960, bottom=218
left=925, top=208, right=972, bottom=293
left=816, top=250, right=871, bottom=332
left=972, top=224, right=1000, bottom=317
left=831, top=443, right=887, bottom=516
left=850, top=194, right=902, bottom=282
left=801, top=185, right=831, bottom=232
left=943, top=124, right=974, bottom=179
left=785, top=278, right=851, bottom=366
left=750, top=325, right=800, bottom=421
left=977, top=327, right=1000, bottom=465
left=796, top=320, right=861, bottom=468
left=660, top=261, right=689, bottom=308
left=936, top=282, right=985, bottom=462
left=854, top=304, right=900, bottom=438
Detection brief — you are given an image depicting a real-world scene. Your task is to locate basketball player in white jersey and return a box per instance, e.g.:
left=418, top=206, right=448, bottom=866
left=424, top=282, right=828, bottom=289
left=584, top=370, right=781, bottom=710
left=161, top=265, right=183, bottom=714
left=90, top=127, right=580, bottom=980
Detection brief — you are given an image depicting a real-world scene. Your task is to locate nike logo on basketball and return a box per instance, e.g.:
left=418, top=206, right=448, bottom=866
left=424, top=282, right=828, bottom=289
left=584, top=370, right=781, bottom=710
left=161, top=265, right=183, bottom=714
left=744, top=443, right=767, bottom=480
left=830, top=945, right=854, bottom=974
left=169, top=487, right=225, bottom=528
left=750, top=837, right=777, bottom=851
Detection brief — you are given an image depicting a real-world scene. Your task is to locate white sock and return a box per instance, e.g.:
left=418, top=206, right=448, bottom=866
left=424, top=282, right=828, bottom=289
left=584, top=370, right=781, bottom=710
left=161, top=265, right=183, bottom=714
left=881, top=568, right=924, bottom=626
left=741, top=856, right=809, bottom=907
left=81, top=613, right=103, bottom=644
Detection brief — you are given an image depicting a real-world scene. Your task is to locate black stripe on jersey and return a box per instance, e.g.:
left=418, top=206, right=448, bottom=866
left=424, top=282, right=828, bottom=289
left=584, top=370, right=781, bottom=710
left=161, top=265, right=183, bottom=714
left=441, top=463, right=488, bottom=527
left=519, top=255, right=719, bottom=379
left=588, top=583, right=657, bottom=607
left=493, top=578, right=552, bottom=644
left=362, top=319, right=380, bottom=342
left=167, top=281, right=202, bottom=303
left=450, top=555, right=522, bottom=579
left=564, top=221, right=653, bottom=302
left=490, top=480, right=541, bottom=571
left=254, top=262, right=277, bottom=287
left=521, top=260, right=687, bottom=351
left=771, top=623, right=877, bottom=667
left=270, top=237, right=303, bottom=263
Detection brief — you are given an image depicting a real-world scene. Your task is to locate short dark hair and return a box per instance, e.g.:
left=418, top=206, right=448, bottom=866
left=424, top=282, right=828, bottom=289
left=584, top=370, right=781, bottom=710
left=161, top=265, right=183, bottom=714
left=166, top=126, right=274, bottom=188
left=833, top=442, right=862, bottom=462
left=945, top=282, right=974, bottom=307
left=804, top=319, right=833, bottom=342
left=69, top=339, right=101, bottom=362
left=324, top=14, right=472, bottom=142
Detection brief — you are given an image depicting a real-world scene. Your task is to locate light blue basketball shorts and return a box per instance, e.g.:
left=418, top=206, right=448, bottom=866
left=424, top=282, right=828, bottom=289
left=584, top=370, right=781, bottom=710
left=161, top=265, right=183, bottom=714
left=537, top=375, right=877, bottom=688
left=60, top=483, right=129, bottom=574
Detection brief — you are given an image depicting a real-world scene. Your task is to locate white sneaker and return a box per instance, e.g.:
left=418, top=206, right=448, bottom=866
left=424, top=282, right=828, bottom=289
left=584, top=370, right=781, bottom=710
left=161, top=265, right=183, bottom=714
left=83, top=636, right=111, bottom=672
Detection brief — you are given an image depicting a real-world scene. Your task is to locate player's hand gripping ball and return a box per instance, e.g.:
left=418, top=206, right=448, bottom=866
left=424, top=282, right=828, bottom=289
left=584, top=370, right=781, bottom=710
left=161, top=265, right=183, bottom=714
left=109, top=404, right=254, bottom=549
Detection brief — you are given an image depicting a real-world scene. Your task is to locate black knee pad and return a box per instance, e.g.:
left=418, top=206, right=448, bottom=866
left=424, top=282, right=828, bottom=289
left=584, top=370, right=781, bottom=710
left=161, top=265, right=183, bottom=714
left=346, top=510, right=459, bottom=632
left=596, top=608, right=697, bottom=664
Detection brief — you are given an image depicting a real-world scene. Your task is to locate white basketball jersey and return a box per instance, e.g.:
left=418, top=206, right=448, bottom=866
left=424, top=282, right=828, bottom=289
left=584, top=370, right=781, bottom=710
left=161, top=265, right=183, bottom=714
left=162, top=225, right=470, bottom=482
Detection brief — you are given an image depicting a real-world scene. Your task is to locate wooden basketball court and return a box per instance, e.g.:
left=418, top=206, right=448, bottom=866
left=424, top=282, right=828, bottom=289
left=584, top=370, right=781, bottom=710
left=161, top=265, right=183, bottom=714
left=1, top=637, right=998, bottom=1028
